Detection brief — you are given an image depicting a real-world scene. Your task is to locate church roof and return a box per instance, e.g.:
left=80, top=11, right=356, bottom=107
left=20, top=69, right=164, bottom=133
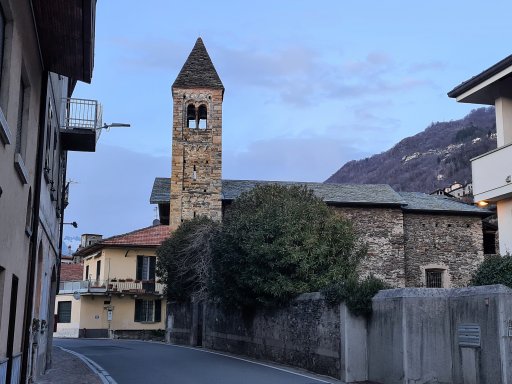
left=151, top=178, right=401, bottom=206
left=398, top=192, right=490, bottom=216
left=150, top=178, right=492, bottom=216
left=221, top=180, right=404, bottom=206
left=172, top=37, right=224, bottom=90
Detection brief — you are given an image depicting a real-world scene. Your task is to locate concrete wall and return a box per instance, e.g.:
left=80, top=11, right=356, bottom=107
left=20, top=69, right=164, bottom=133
left=369, top=285, right=512, bottom=384
left=168, top=286, right=512, bottom=383
left=369, top=289, right=453, bottom=384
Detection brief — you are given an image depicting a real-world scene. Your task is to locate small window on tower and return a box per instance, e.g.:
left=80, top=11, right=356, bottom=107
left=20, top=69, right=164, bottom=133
left=187, top=104, right=196, bottom=128
left=198, top=105, right=207, bottom=129
left=425, top=269, right=444, bottom=288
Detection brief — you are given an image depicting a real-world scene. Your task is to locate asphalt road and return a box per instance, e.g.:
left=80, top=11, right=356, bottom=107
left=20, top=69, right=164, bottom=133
left=54, top=339, right=341, bottom=384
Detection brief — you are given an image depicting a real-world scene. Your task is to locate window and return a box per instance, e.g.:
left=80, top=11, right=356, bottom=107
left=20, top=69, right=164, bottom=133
left=0, top=266, right=4, bottom=326
left=57, top=301, right=72, bottom=323
left=186, top=103, right=207, bottom=129
left=425, top=269, right=444, bottom=288
left=85, top=265, right=89, bottom=280
left=187, top=104, right=196, bottom=128
left=134, top=299, right=161, bottom=323
left=0, top=5, right=5, bottom=82
left=198, top=104, right=207, bottom=129
left=44, top=99, right=55, bottom=182
left=96, top=260, right=101, bottom=281
left=136, top=256, right=155, bottom=281
left=25, top=187, right=32, bottom=235
left=15, top=78, right=26, bottom=157
left=13, top=74, right=30, bottom=183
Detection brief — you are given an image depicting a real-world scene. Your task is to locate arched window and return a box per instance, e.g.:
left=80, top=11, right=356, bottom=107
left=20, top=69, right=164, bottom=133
left=186, top=103, right=208, bottom=129
left=187, top=104, right=196, bottom=128
left=198, top=104, right=207, bottom=129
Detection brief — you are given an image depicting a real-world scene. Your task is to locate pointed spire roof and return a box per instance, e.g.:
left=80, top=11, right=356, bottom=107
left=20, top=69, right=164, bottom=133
left=172, top=38, right=224, bottom=90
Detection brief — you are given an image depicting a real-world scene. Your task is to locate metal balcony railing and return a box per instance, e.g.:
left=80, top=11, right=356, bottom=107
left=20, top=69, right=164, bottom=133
left=62, top=97, right=103, bottom=132
left=59, top=280, right=164, bottom=295
left=60, top=98, right=103, bottom=151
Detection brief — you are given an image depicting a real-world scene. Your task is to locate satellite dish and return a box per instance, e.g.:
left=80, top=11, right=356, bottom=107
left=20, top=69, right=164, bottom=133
left=73, top=291, right=81, bottom=300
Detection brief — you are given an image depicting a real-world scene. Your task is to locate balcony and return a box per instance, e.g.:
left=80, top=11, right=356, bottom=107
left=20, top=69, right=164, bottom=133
left=471, top=142, right=512, bottom=202
left=59, top=279, right=164, bottom=296
left=60, top=98, right=102, bottom=152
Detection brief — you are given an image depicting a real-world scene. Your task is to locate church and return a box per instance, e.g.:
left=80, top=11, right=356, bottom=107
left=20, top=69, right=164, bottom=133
left=151, top=38, right=494, bottom=288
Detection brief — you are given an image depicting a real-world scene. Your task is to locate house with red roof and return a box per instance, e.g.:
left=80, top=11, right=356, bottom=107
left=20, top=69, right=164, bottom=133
left=54, top=225, right=170, bottom=338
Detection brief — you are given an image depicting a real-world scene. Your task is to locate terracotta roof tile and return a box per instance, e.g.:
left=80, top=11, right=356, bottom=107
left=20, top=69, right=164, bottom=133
left=60, top=264, right=83, bottom=281
left=75, top=225, right=171, bottom=257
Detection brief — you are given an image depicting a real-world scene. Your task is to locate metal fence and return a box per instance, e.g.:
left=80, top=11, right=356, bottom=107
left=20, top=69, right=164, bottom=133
left=59, top=280, right=164, bottom=295
left=62, top=98, right=103, bottom=131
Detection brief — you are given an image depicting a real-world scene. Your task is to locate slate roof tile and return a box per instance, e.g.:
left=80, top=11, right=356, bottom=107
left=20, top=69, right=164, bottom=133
left=150, top=178, right=492, bottom=216
left=398, top=191, right=491, bottom=215
left=172, top=37, right=224, bottom=90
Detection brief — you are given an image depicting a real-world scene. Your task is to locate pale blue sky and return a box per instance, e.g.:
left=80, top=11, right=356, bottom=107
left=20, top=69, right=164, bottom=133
left=63, top=0, right=511, bottom=246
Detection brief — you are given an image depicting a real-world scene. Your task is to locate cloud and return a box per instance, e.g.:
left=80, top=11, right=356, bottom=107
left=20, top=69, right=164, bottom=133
left=223, top=136, right=369, bottom=182
left=408, top=60, right=447, bottom=73
left=106, top=35, right=435, bottom=108
left=109, top=37, right=187, bottom=73
left=64, top=144, right=170, bottom=240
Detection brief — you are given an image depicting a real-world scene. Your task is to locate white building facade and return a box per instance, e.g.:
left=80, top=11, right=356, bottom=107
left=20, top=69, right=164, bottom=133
left=449, top=55, right=512, bottom=254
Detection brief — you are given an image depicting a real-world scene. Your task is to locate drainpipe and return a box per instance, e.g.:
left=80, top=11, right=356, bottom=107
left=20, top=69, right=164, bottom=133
left=20, top=71, right=48, bottom=384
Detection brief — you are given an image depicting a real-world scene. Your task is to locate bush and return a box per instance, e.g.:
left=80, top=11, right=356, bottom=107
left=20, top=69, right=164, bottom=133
left=470, top=255, right=512, bottom=288
left=323, top=275, right=389, bottom=317
left=210, top=184, right=367, bottom=309
left=156, top=216, right=219, bottom=302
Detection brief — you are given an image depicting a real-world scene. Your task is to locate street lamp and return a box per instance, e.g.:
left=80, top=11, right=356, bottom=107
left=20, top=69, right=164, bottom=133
left=63, top=221, right=78, bottom=228
left=98, top=122, right=131, bottom=131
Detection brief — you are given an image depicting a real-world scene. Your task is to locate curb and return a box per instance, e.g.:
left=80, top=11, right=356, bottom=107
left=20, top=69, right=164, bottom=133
left=57, top=347, right=117, bottom=384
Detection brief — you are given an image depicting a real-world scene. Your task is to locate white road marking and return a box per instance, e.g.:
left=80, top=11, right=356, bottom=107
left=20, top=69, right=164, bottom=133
left=152, top=341, right=335, bottom=383
left=58, top=346, right=118, bottom=384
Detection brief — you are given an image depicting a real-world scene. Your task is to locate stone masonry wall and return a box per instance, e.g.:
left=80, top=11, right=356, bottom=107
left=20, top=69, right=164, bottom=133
left=169, top=88, right=223, bottom=231
left=331, top=206, right=406, bottom=287
left=403, top=213, right=484, bottom=287
left=203, top=293, right=342, bottom=379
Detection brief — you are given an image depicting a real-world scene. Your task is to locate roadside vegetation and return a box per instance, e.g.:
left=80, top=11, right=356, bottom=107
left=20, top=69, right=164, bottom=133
left=157, top=184, right=385, bottom=316
left=470, top=254, right=512, bottom=288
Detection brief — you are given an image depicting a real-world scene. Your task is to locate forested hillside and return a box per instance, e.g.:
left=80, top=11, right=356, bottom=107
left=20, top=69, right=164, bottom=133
left=326, top=108, right=496, bottom=193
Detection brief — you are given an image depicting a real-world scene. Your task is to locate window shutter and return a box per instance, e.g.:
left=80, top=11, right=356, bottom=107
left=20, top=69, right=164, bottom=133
left=136, top=256, right=143, bottom=280
left=149, top=257, right=156, bottom=280
left=155, top=300, right=161, bottom=322
left=134, top=299, right=142, bottom=322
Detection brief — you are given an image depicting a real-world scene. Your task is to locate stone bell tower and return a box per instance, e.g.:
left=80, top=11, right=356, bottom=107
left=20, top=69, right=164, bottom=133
left=169, top=38, right=224, bottom=231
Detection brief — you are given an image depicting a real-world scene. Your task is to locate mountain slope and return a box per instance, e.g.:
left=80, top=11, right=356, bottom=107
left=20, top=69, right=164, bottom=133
left=326, top=107, right=497, bottom=193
